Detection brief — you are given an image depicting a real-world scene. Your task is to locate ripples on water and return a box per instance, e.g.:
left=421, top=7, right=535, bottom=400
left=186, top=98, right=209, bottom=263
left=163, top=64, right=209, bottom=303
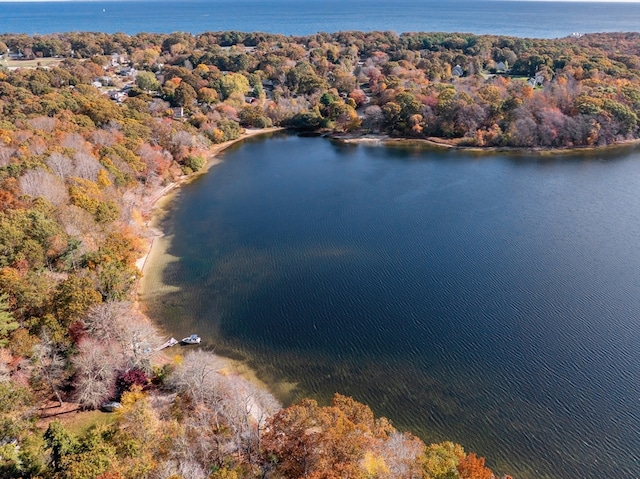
left=141, top=134, right=640, bottom=479
left=1, top=0, right=640, bottom=37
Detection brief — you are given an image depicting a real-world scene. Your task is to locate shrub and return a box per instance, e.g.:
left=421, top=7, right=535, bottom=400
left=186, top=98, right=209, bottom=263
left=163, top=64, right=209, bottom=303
left=116, top=369, right=148, bottom=395
left=184, top=155, right=205, bottom=172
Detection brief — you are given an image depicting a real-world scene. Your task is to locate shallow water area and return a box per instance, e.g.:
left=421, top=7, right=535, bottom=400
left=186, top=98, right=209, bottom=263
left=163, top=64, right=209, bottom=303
left=141, top=133, right=640, bottom=479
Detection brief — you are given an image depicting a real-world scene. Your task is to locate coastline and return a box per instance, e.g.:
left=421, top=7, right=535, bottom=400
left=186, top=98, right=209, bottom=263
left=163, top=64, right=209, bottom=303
left=135, top=127, right=283, bottom=273
left=333, top=133, right=640, bottom=155
left=134, top=126, right=640, bottom=401
left=135, top=127, right=283, bottom=387
left=136, top=126, right=640, bottom=275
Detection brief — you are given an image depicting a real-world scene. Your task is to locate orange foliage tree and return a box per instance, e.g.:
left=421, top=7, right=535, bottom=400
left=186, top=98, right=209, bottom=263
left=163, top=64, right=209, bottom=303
left=263, top=394, right=395, bottom=478
left=457, top=452, right=494, bottom=479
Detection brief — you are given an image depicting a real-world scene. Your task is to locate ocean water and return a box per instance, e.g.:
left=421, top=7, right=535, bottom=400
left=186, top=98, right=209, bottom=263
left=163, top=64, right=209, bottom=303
left=141, top=133, right=640, bottom=479
left=0, top=0, right=639, bottom=38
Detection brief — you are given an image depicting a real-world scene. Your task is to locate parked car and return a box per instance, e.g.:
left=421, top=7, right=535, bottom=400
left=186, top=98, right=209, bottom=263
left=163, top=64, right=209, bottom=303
left=101, top=401, right=122, bottom=412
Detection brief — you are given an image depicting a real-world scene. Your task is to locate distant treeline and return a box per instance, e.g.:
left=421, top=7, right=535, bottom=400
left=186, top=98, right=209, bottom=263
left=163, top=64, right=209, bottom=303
left=2, top=30, right=640, bottom=147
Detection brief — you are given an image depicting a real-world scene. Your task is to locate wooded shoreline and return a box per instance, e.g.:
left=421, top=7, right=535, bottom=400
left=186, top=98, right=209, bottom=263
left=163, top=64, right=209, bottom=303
left=4, top=28, right=640, bottom=478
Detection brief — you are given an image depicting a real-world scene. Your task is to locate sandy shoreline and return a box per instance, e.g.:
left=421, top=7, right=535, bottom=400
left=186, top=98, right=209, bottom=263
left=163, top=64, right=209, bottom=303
left=134, top=125, right=640, bottom=398
left=333, top=133, right=640, bottom=155
left=135, top=127, right=283, bottom=273
left=134, top=127, right=283, bottom=389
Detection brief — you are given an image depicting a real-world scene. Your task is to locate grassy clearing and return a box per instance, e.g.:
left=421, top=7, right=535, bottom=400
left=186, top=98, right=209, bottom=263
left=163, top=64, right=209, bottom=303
left=3, top=57, right=64, bottom=69
left=62, top=410, right=117, bottom=436
left=38, top=402, right=117, bottom=436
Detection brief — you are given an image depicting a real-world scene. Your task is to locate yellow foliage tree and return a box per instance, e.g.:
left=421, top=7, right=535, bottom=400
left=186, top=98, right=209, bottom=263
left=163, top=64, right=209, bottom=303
left=422, top=441, right=465, bottom=479
left=361, top=450, right=390, bottom=478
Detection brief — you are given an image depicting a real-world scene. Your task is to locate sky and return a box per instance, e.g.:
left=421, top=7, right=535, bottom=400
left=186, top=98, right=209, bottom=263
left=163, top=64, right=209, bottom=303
left=0, top=0, right=640, bottom=3
left=0, top=0, right=639, bottom=2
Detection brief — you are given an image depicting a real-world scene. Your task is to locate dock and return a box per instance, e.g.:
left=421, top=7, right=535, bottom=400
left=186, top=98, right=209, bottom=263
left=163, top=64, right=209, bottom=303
left=156, top=337, right=179, bottom=351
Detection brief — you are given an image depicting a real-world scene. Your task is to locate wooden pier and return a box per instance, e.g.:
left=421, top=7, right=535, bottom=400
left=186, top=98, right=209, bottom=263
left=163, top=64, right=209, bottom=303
left=156, top=337, right=179, bottom=351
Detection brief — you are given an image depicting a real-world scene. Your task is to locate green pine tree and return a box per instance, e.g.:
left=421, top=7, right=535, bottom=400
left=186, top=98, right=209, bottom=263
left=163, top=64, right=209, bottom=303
left=0, top=294, right=18, bottom=348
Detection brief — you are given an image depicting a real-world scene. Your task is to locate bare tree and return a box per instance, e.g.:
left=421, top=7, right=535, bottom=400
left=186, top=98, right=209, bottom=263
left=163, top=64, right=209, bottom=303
left=73, top=151, right=102, bottom=181
left=31, top=330, right=66, bottom=407
left=119, top=189, right=140, bottom=223
left=0, top=146, right=16, bottom=168
left=89, top=128, right=117, bottom=147
left=153, top=459, right=207, bottom=479
left=167, top=349, right=280, bottom=464
left=376, top=431, right=425, bottom=479
left=363, top=105, right=384, bottom=132
left=0, top=348, right=10, bottom=382
left=72, top=338, right=119, bottom=409
left=19, top=168, right=69, bottom=206
left=124, top=316, right=163, bottom=371
left=84, top=301, right=162, bottom=371
left=148, top=98, right=171, bottom=116
left=167, top=350, right=227, bottom=404
left=170, top=130, right=195, bottom=154
left=84, top=301, right=130, bottom=343
left=28, top=116, right=57, bottom=133
left=56, top=204, right=98, bottom=239
left=60, top=132, right=87, bottom=151
left=222, top=375, right=280, bottom=462
left=47, top=152, right=74, bottom=180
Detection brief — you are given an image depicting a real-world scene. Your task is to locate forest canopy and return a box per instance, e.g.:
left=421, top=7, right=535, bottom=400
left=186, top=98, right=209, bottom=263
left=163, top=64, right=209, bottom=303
left=3, top=30, right=640, bottom=147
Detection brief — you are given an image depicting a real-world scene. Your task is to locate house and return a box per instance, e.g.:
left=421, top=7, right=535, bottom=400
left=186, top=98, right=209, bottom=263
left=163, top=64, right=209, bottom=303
left=452, top=64, right=464, bottom=77
left=495, top=61, right=507, bottom=72
left=173, top=106, right=184, bottom=119
left=119, top=66, right=136, bottom=77
left=528, top=73, right=545, bottom=88
left=110, top=91, right=127, bottom=103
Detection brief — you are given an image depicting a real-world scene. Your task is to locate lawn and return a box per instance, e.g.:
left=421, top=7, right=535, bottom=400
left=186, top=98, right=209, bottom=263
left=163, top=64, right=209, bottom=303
left=3, top=57, right=64, bottom=69
left=37, top=401, right=117, bottom=435
left=63, top=410, right=117, bottom=435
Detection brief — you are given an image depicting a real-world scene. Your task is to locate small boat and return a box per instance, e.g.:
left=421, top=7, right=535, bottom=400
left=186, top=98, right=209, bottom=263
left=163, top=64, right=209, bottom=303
left=181, top=334, right=201, bottom=344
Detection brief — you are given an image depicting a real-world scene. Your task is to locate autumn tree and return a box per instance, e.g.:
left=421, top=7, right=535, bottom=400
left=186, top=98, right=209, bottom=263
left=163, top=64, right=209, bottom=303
left=110, top=387, right=158, bottom=477
left=262, top=395, right=379, bottom=478
left=217, top=72, right=250, bottom=100
left=52, top=275, right=102, bottom=329
left=422, top=441, right=465, bottom=479
left=457, top=453, right=494, bottom=479
left=173, top=81, right=197, bottom=108
left=0, top=381, right=39, bottom=478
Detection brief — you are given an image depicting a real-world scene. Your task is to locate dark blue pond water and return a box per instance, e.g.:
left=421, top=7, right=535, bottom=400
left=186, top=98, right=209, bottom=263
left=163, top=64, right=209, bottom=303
left=143, top=133, right=640, bottom=478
